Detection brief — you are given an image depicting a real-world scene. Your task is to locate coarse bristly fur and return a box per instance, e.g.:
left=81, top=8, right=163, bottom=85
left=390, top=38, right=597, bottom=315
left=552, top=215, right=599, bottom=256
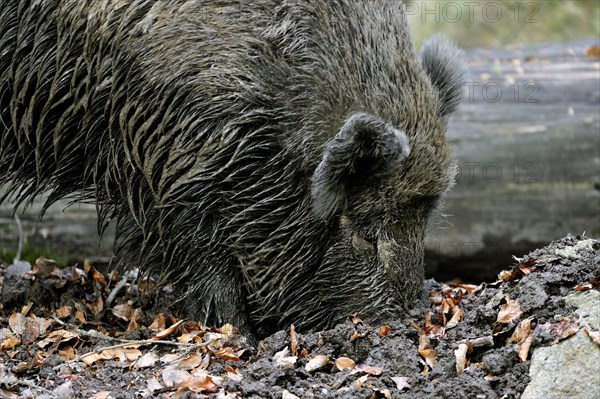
left=0, top=0, right=466, bottom=337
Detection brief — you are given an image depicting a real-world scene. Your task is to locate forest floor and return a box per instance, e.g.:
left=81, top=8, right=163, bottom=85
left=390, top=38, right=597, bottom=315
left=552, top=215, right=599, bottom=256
left=0, top=234, right=598, bottom=399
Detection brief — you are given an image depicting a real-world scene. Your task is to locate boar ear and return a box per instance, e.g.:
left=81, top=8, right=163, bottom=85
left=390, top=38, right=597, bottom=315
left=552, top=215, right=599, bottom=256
left=420, top=34, right=467, bottom=117
left=311, top=113, right=410, bottom=219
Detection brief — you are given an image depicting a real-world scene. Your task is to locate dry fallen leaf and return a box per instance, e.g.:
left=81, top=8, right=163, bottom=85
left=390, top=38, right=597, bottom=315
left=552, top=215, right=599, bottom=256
left=111, top=303, right=134, bottom=321
left=0, top=367, right=17, bottom=385
left=58, top=345, right=75, bottom=360
left=496, top=296, right=523, bottom=324
left=350, top=330, right=368, bottom=340
left=519, top=332, right=534, bottom=362
left=9, top=312, right=53, bottom=345
left=37, top=329, right=79, bottom=349
left=305, top=355, right=329, bottom=372
left=282, top=389, right=301, bottom=399
left=299, top=347, right=310, bottom=359
left=145, top=377, right=163, bottom=394
left=351, top=364, right=383, bottom=376
left=273, top=347, right=297, bottom=367
left=378, top=325, right=391, bottom=337
left=548, top=317, right=579, bottom=344
left=21, top=303, right=33, bottom=317
left=132, top=352, right=159, bottom=369
left=84, top=259, right=107, bottom=286
left=53, top=266, right=86, bottom=284
left=183, top=369, right=223, bottom=394
left=179, top=331, right=202, bottom=344
left=203, top=331, right=227, bottom=342
left=429, top=290, right=443, bottom=306
left=218, top=324, right=236, bottom=336
left=516, top=258, right=536, bottom=273
left=74, top=309, right=86, bottom=324
left=148, top=313, right=167, bottom=331
left=13, top=352, right=44, bottom=373
left=87, top=296, right=104, bottom=317
left=498, top=269, right=514, bottom=281
left=81, top=348, right=142, bottom=366
left=162, top=368, right=192, bottom=388
left=510, top=319, right=532, bottom=343
left=55, top=306, right=73, bottom=319
left=0, top=389, right=18, bottom=399
left=225, top=365, right=243, bottom=383
left=8, top=312, right=28, bottom=336
left=575, top=283, right=593, bottom=291
left=92, top=391, right=112, bottom=399
left=353, top=374, right=368, bottom=388
left=454, top=343, right=469, bottom=375
left=453, top=283, right=478, bottom=294
left=153, top=320, right=185, bottom=340
left=442, top=287, right=465, bottom=309
left=164, top=368, right=222, bottom=396
left=424, top=311, right=432, bottom=327
left=348, top=314, right=363, bottom=325
left=175, top=352, right=205, bottom=370
left=290, top=324, right=299, bottom=356
left=423, top=324, right=445, bottom=338
left=210, top=347, right=241, bottom=362
left=335, top=356, right=356, bottom=371
left=418, top=333, right=438, bottom=369
left=446, top=307, right=464, bottom=329
left=584, top=328, right=600, bottom=345
left=390, top=376, right=411, bottom=391
left=0, top=332, right=21, bottom=350
left=499, top=258, right=537, bottom=281
left=33, top=257, right=57, bottom=278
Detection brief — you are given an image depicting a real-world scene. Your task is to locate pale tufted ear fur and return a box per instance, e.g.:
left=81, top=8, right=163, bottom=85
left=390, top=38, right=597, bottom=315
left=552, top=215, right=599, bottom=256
left=311, top=113, right=411, bottom=219
left=420, top=34, right=467, bottom=117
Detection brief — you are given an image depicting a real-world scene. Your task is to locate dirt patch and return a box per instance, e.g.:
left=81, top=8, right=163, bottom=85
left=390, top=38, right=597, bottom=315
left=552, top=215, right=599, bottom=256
left=0, top=235, right=598, bottom=398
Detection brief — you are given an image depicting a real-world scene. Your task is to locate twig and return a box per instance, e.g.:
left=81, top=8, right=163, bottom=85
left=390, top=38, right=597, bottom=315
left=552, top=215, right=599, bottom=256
left=105, top=275, right=128, bottom=308
left=458, top=335, right=494, bottom=348
left=12, top=379, right=56, bottom=397
left=52, top=317, right=213, bottom=362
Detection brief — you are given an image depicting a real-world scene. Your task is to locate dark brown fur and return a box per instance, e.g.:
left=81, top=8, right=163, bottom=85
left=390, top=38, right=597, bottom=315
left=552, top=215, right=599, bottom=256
left=0, top=0, right=465, bottom=336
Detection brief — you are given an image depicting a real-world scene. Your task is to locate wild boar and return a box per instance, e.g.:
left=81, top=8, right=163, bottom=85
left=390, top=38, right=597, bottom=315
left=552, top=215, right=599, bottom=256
left=0, top=0, right=465, bottom=336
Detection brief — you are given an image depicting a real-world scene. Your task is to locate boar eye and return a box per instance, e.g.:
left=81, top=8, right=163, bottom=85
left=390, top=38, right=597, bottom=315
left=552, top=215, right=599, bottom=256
left=363, top=233, right=377, bottom=246
left=351, top=232, right=377, bottom=253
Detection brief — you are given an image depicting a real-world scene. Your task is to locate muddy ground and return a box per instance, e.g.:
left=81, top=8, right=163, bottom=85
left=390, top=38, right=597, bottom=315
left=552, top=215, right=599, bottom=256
left=0, top=234, right=598, bottom=399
